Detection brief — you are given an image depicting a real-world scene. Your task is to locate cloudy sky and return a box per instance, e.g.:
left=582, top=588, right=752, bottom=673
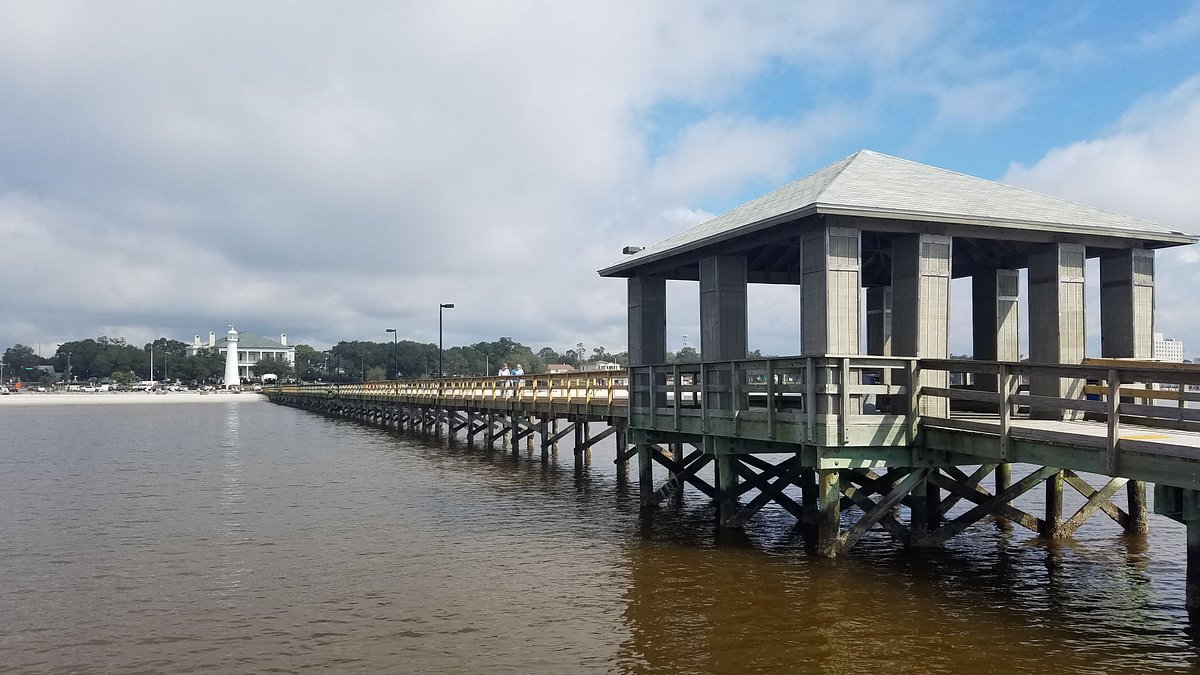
left=2, top=2, right=1199, bottom=359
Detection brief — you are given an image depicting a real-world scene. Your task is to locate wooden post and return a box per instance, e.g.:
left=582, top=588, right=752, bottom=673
left=669, top=442, right=684, bottom=505
left=910, top=475, right=928, bottom=542
left=1190, top=518, right=1200, bottom=615
left=539, top=418, right=549, bottom=463
left=800, top=465, right=818, bottom=546
left=1107, top=369, right=1121, bottom=475
left=615, top=425, right=628, bottom=479
left=716, top=452, right=739, bottom=526
left=925, top=469, right=942, bottom=529
left=582, top=419, right=592, bottom=463
left=816, top=468, right=841, bottom=558
left=1128, top=480, right=1149, bottom=534
left=995, top=463, right=1012, bottom=530
left=637, top=445, right=654, bottom=507
left=1042, top=469, right=1064, bottom=537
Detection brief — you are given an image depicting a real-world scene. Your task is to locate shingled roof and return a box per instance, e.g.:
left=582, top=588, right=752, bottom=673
left=600, top=150, right=1196, bottom=278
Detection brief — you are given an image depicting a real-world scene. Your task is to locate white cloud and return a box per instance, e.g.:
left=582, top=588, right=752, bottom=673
left=1003, top=75, right=1200, bottom=358
left=2, top=1, right=1192, bottom=362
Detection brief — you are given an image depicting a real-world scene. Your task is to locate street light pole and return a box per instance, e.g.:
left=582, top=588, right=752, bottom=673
left=385, top=328, right=397, bottom=379
left=439, top=303, right=454, bottom=377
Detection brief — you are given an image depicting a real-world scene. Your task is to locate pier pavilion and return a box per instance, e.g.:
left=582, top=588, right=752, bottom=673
left=268, top=150, right=1200, bottom=613
left=599, top=149, right=1200, bottom=569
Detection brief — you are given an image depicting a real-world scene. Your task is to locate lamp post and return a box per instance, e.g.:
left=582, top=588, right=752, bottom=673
left=385, top=328, right=397, bottom=379
left=439, top=303, right=454, bottom=377
left=66, top=352, right=72, bottom=385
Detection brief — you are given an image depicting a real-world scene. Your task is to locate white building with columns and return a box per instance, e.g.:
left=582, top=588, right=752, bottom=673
left=187, top=328, right=296, bottom=382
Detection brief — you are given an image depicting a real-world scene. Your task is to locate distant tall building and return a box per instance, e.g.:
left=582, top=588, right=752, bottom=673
left=1153, top=332, right=1185, bottom=362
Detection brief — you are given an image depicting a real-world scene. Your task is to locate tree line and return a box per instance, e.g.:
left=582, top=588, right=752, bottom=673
left=1, top=334, right=749, bottom=386
left=1, top=336, right=705, bottom=385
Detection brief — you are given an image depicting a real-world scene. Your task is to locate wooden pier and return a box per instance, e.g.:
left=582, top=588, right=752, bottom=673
left=272, top=149, right=1200, bottom=613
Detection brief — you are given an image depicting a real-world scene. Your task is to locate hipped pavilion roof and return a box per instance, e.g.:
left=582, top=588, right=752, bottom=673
left=599, top=150, right=1197, bottom=285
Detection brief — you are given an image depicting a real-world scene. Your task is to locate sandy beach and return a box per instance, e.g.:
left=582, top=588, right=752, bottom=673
left=0, top=391, right=269, bottom=406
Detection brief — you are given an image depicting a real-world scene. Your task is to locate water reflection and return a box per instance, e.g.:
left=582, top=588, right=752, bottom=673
left=217, top=403, right=247, bottom=604
left=614, top=499, right=1199, bottom=673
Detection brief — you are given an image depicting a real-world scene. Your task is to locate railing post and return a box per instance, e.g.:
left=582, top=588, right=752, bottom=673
left=805, top=358, right=816, bottom=443
left=1107, top=368, right=1121, bottom=475
left=839, top=357, right=850, bottom=446
left=647, top=365, right=656, bottom=426
left=731, top=361, right=743, bottom=436
left=999, top=363, right=1011, bottom=461
left=766, top=359, right=776, bottom=440
left=672, top=364, right=681, bottom=431
left=700, top=364, right=709, bottom=434
left=905, top=359, right=920, bottom=446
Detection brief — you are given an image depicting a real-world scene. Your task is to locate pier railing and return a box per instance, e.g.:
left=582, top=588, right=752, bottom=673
left=628, top=355, right=919, bottom=446
left=275, top=357, right=1200, bottom=455
left=278, top=371, right=627, bottom=414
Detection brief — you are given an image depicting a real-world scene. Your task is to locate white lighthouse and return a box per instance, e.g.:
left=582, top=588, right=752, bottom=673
left=223, top=325, right=241, bottom=389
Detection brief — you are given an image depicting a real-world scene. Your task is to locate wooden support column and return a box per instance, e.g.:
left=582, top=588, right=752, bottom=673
left=669, top=442, right=684, bottom=505
left=892, top=233, right=952, bottom=417
left=1029, top=243, right=1086, bottom=420
left=995, top=464, right=1012, bottom=530
left=1042, top=469, right=1064, bottom=537
left=925, top=471, right=942, bottom=529
left=1099, top=249, right=1154, bottom=533
left=716, top=452, right=740, bottom=526
left=802, top=225, right=861, bottom=355
left=972, top=268, right=1020, bottom=522
left=1128, top=480, right=1149, bottom=534
left=637, top=444, right=654, bottom=507
left=699, top=254, right=748, bottom=413
left=816, top=468, right=841, bottom=557
left=910, top=475, right=929, bottom=542
left=629, top=275, right=666, bottom=501
left=1100, top=248, right=1154, bottom=360
left=1190, top=518, right=1200, bottom=615
left=973, top=268, right=1020, bottom=396
left=799, top=465, right=817, bottom=546
left=539, top=418, right=549, bottom=463
left=801, top=225, right=861, bottom=424
left=615, top=425, right=628, bottom=478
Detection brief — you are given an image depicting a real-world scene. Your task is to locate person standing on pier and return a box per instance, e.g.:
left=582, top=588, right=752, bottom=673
left=512, top=363, right=524, bottom=395
left=498, top=363, right=510, bottom=396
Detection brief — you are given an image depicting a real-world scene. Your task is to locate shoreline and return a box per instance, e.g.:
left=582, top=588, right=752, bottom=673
left=0, top=391, right=269, bottom=406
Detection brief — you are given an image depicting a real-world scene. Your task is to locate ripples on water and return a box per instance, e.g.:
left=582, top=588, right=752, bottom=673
left=1, top=400, right=1199, bottom=673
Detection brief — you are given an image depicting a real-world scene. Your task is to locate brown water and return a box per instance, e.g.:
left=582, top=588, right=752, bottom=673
left=1, top=400, right=1198, bottom=673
